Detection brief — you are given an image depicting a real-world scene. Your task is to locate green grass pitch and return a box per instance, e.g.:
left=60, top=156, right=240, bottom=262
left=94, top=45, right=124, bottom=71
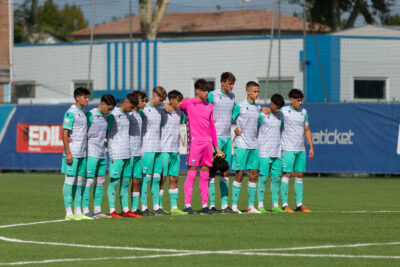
left=0, top=172, right=400, bottom=266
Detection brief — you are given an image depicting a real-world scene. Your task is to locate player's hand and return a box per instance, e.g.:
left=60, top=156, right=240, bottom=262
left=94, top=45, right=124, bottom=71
left=163, top=103, right=172, bottom=113
left=309, top=148, right=314, bottom=159
left=67, top=137, right=73, bottom=143
left=234, top=128, right=243, bottom=136
left=262, top=107, right=271, bottom=115
left=66, top=153, right=73, bottom=164
left=213, top=119, right=216, bottom=123
left=216, top=147, right=223, bottom=156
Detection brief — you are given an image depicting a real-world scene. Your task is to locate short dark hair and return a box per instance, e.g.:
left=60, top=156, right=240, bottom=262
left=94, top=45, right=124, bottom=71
left=194, top=79, right=211, bottom=91
left=288, top=89, right=304, bottom=99
left=271, top=94, right=285, bottom=108
left=168, top=90, right=183, bottom=101
left=74, top=87, right=91, bottom=99
left=126, top=92, right=138, bottom=106
left=246, top=81, right=259, bottom=90
left=101, top=94, right=116, bottom=106
left=132, top=90, right=147, bottom=100
left=220, top=72, right=236, bottom=83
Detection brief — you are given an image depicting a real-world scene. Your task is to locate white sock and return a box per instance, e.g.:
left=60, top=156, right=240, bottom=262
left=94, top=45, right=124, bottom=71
left=94, top=206, right=101, bottom=214
left=248, top=205, right=254, bottom=209
left=221, top=204, right=228, bottom=209
left=159, top=189, right=164, bottom=196
left=258, top=202, right=264, bottom=208
left=296, top=203, right=303, bottom=208
left=282, top=203, right=288, bottom=207
left=83, top=207, right=89, bottom=214
left=202, top=204, right=207, bottom=208
left=171, top=206, right=177, bottom=210
left=123, top=207, right=129, bottom=213
left=153, top=204, right=160, bottom=211
left=210, top=205, right=215, bottom=208
left=232, top=204, right=238, bottom=210
left=142, top=205, right=147, bottom=211
left=110, top=208, right=115, bottom=213
left=65, top=207, right=73, bottom=217
left=74, top=207, right=82, bottom=216
left=185, top=204, right=191, bottom=208
left=272, top=203, right=278, bottom=208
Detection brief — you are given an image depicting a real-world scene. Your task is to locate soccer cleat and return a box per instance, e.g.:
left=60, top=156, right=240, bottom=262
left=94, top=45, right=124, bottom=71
left=170, top=209, right=188, bottom=215
left=271, top=207, right=288, bottom=213
left=231, top=207, right=243, bottom=214
left=121, top=211, right=134, bottom=218
left=296, top=205, right=312, bottom=213
left=84, top=212, right=95, bottom=218
left=282, top=206, right=295, bottom=213
left=77, top=214, right=95, bottom=220
left=183, top=207, right=197, bottom=215
left=93, top=212, right=112, bottom=219
left=141, top=209, right=154, bottom=216
left=258, top=207, right=269, bottom=214
left=130, top=211, right=143, bottom=218
left=220, top=207, right=234, bottom=214
left=201, top=207, right=210, bottom=214
left=154, top=208, right=170, bottom=216
left=209, top=207, right=219, bottom=214
left=109, top=211, right=122, bottom=218
left=247, top=207, right=262, bottom=214
left=65, top=215, right=77, bottom=221
left=133, top=210, right=143, bottom=217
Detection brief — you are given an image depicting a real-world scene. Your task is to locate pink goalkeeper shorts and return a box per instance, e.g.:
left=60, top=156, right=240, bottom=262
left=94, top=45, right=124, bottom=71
left=187, top=141, right=213, bottom=167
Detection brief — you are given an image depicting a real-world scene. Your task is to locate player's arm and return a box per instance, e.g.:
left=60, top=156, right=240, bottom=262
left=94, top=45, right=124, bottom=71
left=180, top=98, right=189, bottom=111
left=86, top=112, right=93, bottom=129
left=180, top=113, right=186, bottom=124
left=206, top=91, right=214, bottom=104
left=62, top=112, right=74, bottom=164
left=209, top=110, right=222, bottom=155
left=304, top=112, right=314, bottom=159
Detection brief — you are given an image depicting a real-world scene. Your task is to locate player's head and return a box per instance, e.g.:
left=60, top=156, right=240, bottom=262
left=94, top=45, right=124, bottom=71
left=98, top=94, right=116, bottom=115
left=288, top=88, right=304, bottom=110
left=132, top=90, right=147, bottom=110
left=220, top=72, right=236, bottom=93
left=74, top=87, right=91, bottom=107
left=123, top=92, right=138, bottom=112
left=168, top=90, right=183, bottom=110
left=194, top=79, right=211, bottom=101
left=246, top=81, right=260, bottom=102
left=151, top=86, right=167, bottom=106
left=270, top=94, right=285, bottom=113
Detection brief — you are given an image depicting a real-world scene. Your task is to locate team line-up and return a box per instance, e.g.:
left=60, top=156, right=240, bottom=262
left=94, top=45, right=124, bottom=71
left=61, top=72, right=314, bottom=220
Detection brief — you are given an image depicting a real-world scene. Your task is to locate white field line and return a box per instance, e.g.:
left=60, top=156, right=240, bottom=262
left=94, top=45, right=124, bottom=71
left=0, top=220, right=65, bottom=229
left=316, top=210, right=400, bottom=214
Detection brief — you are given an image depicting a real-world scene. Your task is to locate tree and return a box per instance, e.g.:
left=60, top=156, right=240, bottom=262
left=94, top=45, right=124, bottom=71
left=139, top=0, right=170, bottom=40
left=14, top=0, right=88, bottom=43
left=383, top=14, right=400, bottom=25
left=291, top=0, right=395, bottom=32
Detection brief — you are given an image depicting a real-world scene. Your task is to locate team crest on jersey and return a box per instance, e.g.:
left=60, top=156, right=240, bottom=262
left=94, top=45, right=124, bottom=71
left=191, top=158, right=196, bottom=163
left=87, top=170, right=92, bottom=174
left=206, top=105, right=209, bottom=109
left=114, top=171, right=119, bottom=176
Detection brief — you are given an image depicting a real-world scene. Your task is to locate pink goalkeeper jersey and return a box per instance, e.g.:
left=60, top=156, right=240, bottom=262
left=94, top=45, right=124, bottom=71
left=181, top=97, right=218, bottom=147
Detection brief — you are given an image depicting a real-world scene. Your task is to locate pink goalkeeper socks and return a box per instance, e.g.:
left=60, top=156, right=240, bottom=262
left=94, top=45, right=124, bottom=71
left=199, top=171, right=209, bottom=205
left=184, top=170, right=197, bottom=205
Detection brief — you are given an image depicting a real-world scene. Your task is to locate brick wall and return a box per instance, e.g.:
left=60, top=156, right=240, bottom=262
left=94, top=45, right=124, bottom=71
left=0, top=0, right=10, bottom=103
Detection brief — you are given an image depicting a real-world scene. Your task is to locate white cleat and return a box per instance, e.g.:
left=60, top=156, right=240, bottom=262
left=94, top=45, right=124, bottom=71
left=93, top=212, right=112, bottom=219
left=232, top=207, right=243, bottom=214
left=247, top=207, right=262, bottom=214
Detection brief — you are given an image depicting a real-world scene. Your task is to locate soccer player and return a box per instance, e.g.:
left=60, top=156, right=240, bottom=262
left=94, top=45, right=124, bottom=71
left=231, top=81, right=262, bottom=214
left=128, top=90, right=147, bottom=217
left=61, top=87, right=92, bottom=221
left=141, top=86, right=168, bottom=216
left=207, top=72, right=236, bottom=214
left=81, top=94, right=116, bottom=219
left=159, top=90, right=188, bottom=215
left=256, top=94, right=288, bottom=213
left=107, top=93, right=137, bottom=218
left=181, top=79, right=222, bottom=215
left=280, top=89, right=314, bottom=213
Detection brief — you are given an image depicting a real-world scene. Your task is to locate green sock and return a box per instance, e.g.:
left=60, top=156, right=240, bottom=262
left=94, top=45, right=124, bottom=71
left=247, top=182, right=257, bottom=207
left=119, top=177, right=130, bottom=211
left=93, top=176, right=105, bottom=209
left=140, top=175, right=151, bottom=207
left=151, top=174, right=161, bottom=207
left=107, top=178, right=120, bottom=209
left=131, top=192, right=140, bottom=211
left=82, top=178, right=94, bottom=209
left=294, top=178, right=303, bottom=205
left=208, top=178, right=215, bottom=207
left=169, top=188, right=178, bottom=209
left=220, top=177, right=229, bottom=207
left=159, top=189, right=164, bottom=208
left=231, top=181, right=242, bottom=206
left=270, top=175, right=280, bottom=204
left=72, top=176, right=83, bottom=208
left=62, top=176, right=74, bottom=208
left=281, top=177, right=289, bottom=205
left=257, top=175, right=268, bottom=205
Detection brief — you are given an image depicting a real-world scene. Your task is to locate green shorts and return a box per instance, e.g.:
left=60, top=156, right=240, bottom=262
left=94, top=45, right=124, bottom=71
left=61, top=157, right=86, bottom=177
left=131, top=156, right=143, bottom=179
left=86, top=157, right=107, bottom=178
left=216, top=137, right=232, bottom=164
left=232, top=147, right=259, bottom=171
left=259, top=157, right=282, bottom=177
left=282, top=151, right=306, bottom=173
left=142, top=152, right=162, bottom=174
left=109, top=158, right=131, bottom=179
left=161, top=152, right=180, bottom=177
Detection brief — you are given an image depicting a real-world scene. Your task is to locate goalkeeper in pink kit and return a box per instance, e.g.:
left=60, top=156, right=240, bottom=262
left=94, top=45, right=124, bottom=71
left=181, top=79, right=222, bottom=214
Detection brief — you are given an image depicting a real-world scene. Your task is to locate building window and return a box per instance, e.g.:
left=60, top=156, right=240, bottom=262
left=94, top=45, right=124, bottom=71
left=12, top=82, right=36, bottom=103
left=73, top=80, right=94, bottom=99
left=258, top=78, right=293, bottom=101
left=207, top=80, right=216, bottom=92
left=354, top=79, right=386, bottom=100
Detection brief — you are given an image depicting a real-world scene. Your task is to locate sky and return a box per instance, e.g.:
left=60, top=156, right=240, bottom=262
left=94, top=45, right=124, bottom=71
left=12, top=0, right=400, bottom=28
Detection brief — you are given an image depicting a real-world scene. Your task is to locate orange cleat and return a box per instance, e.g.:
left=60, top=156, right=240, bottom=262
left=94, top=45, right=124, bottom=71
left=282, top=206, right=295, bottom=213
left=109, top=211, right=122, bottom=218
left=296, top=205, right=312, bottom=213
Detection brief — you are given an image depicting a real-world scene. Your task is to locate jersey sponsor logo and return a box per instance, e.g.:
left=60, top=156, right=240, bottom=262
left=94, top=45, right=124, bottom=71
left=64, top=118, right=70, bottom=125
left=312, top=129, right=354, bottom=145
left=16, top=123, right=63, bottom=153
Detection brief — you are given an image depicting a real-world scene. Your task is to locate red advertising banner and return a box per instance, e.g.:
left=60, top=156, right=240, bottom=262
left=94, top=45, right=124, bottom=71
left=16, top=123, right=64, bottom=153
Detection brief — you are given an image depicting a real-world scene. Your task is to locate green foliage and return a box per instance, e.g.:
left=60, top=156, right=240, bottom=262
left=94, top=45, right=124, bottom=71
left=383, top=14, right=400, bottom=25
left=14, top=0, right=88, bottom=43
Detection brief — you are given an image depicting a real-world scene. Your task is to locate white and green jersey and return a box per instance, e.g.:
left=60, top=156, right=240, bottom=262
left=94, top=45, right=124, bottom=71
left=106, top=107, right=130, bottom=160
left=142, top=103, right=162, bottom=153
left=258, top=111, right=283, bottom=158
left=161, top=108, right=185, bottom=153
left=281, top=106, right=309, bottom=152
left=232, top=99, right=261, bottom=149
left=207, top=89, right=236, bottom=138
left=86, top=108, right=110, bottom=159
left=62, top=105, right=87, bottom=158
left=128, top=109, right=144, bottom=157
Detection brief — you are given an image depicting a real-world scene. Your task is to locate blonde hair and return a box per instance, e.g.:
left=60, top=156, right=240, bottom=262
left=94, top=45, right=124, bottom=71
left=152, top=86, right=167, bottom=100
